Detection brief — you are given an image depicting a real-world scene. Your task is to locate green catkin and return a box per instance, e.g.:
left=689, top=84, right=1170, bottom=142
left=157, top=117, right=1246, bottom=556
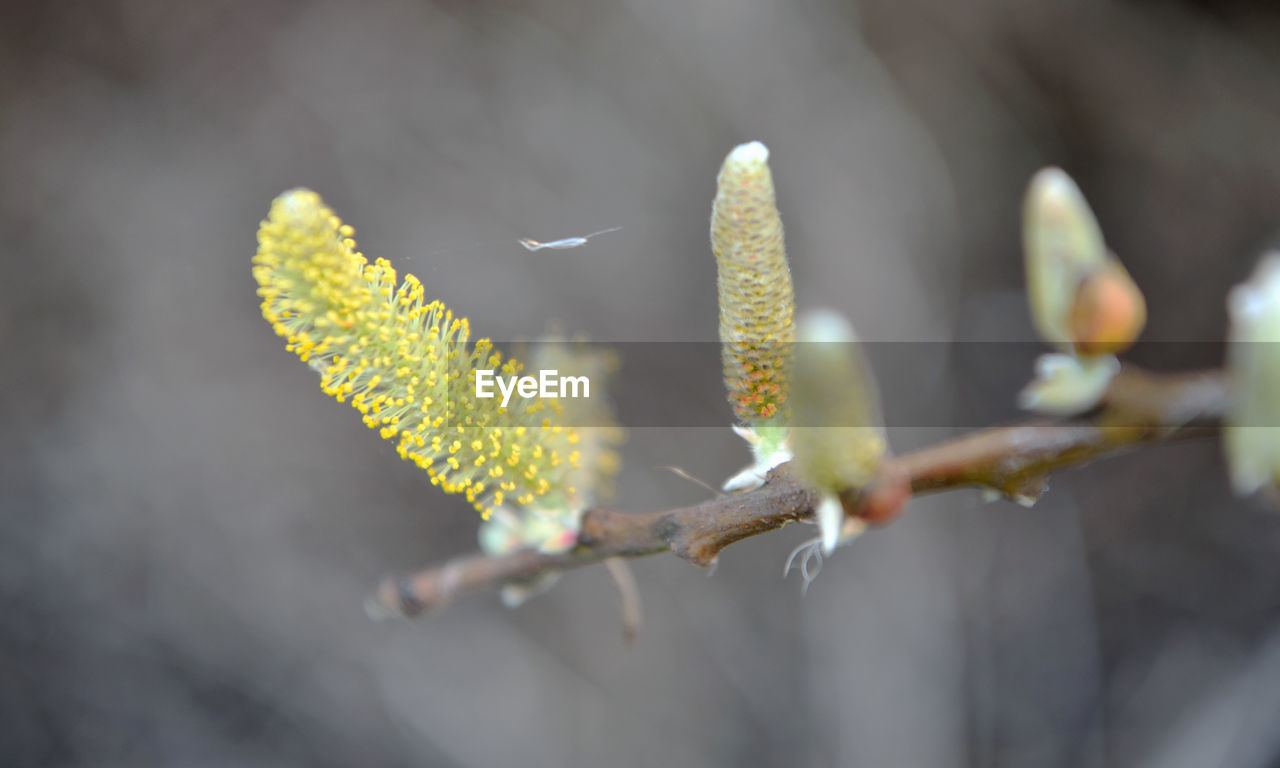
left=711, top=141, right=796, bottom=426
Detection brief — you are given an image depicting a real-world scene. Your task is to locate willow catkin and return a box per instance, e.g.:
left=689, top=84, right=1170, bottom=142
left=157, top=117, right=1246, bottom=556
left=711, top=141, right=796, bottom=425
left=252, top=189, right=615, bottom=518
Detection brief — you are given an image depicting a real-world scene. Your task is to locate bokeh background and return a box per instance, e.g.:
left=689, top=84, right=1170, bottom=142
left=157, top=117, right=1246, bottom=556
left=4, top=0, right=1280, bottom=765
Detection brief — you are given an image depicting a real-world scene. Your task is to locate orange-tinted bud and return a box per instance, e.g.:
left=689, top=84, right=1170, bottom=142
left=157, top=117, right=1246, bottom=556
left=1068, top=261, right=1147, bottom=355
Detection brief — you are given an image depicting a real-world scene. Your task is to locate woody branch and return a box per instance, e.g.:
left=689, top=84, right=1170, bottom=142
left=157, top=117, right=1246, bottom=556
left=368, top=365, right=1229, bottom=619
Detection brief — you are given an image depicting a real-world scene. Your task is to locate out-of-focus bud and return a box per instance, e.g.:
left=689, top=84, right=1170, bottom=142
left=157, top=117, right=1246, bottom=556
left=790, top=311, right=885, bottom=492
left=1068, top=260, right=1147, bottom=356
left=1016, top=353, right=1121, bottom=416
left=789, top=310, right=896, bottom=552
left=1020, top=167, right=1146, bottom=414
left=1224, top=254, right=1280, bottom=496
left=478, top=506, right=580, bottom=557
left=1024, top=167, right=1108, bottom=348
left=475, top=504, right=579, bottom=606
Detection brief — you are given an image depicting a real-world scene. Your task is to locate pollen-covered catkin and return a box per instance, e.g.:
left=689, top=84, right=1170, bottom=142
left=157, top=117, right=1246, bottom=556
left=252, top=189, right=587, bottom=518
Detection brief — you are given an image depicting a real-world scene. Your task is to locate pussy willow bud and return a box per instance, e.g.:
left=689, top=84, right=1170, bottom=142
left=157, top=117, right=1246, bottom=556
left=1024, top=167, right=1145, bottom=355
left=1020, top=168, right=1145, bottom=414
left=711, top=141, right=796, bottom=426
left=790, top=310, right=888, bottom=552
left=1067, top=260, right=1147, bottom=356
left=1224, top=254, right=1280, bottom=496
left=790, top=311, right=886, bottom=491
left=1025, top=167, right=1107, bottom=347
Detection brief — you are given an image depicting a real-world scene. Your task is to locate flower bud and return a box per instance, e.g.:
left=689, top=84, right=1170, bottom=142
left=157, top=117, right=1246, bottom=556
left=1024, top=167, right=1108, bottom=348
left=1016, top=353, right=1120, bottom=416
left=1024, top=167, right=1146, bottom=355
left=1224, top=254, right=1280, bottom=496
left=1020, top=168, right=1145, bottom=415
left=1067, top=260, right=1147, bottom=355
left=789, top=310, right=889, bottom=552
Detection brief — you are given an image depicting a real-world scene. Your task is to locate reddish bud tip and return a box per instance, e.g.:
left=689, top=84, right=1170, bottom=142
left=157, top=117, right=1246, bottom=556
left=1069, top=261, right=1147, bottom=356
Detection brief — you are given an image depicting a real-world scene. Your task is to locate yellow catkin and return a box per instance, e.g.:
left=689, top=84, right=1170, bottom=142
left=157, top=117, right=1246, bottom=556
left=252, top=189, right=586, bottom=518
left=711, top=142, right=796, bottom=425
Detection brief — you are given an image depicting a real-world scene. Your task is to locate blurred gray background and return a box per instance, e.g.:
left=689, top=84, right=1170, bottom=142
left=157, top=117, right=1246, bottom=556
left=4, top=0, right=1280, bottom=765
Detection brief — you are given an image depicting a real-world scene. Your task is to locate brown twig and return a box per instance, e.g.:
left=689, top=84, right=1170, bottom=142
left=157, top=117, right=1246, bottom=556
left=366, top=366, right=1229, bottom=619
